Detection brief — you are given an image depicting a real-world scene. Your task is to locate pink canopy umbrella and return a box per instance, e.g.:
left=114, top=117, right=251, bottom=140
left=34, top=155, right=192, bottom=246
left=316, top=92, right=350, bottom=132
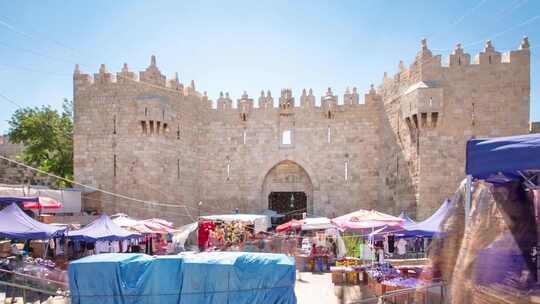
left=276, top=219, right=304, bottom=233
left=23, top=197, right=63, bottom=209
left=129, top=223, right=157, bottom=234
left=137, top=219, right=179, bottom=234
left=332, top=209, right=404, bottom=231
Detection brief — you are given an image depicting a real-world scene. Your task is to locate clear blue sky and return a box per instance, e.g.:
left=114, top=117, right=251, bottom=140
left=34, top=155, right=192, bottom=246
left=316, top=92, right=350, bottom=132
left=0, top=0, right=539, bottom=133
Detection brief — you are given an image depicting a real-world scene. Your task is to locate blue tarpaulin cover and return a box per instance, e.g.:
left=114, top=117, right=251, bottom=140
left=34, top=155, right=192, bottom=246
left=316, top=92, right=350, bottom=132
left=67, top=214, right=140, bottom=241
left=69, top=252, right=296, bottom=304
left=466, top=133, right=540, bottom=179
left=0, top=203, right=66, bottom=239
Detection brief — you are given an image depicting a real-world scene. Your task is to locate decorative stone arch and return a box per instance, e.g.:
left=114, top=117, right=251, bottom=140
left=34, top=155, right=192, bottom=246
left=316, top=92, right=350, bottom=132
left=257, top=156, right=320, bottom=215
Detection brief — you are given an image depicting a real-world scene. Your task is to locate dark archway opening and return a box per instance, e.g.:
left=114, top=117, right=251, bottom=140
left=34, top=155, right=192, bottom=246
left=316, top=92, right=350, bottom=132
left=269, top=191, right=307, bottom=222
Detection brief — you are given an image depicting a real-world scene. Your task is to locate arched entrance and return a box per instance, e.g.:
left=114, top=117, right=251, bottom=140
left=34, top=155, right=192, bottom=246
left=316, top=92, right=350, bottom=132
left=262, top=160, right=313, bottom=222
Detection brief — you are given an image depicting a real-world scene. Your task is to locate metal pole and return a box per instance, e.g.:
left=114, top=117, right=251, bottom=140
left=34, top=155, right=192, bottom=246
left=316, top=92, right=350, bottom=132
left=465, top=175, right=472, bottom=226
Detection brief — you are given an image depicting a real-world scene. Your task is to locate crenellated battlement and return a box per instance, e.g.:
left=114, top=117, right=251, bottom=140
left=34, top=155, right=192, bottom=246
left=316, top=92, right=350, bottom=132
left=73, top=55, right=200, bottom=98
left=379, top=37, right=530, bottom=98
left=205, top=87, right=381, bottom=123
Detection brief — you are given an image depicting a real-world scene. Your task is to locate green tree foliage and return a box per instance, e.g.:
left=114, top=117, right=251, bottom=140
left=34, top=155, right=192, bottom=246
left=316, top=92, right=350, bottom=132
left=7, top=99, right=73, bottom=187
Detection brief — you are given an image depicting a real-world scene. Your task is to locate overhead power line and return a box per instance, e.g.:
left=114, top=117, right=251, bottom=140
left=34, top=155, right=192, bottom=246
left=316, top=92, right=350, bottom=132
left=0, top=16, right=82, bottom=59
left=0, top=63, right=72, bottom=78
left=431, top=13, right=540, bottom=51
left=0, top=91, right=23, bottom=108
left=427, top=0, right=489, bottom=40
left=463, top=13, right=540, bottom=48
left=492, top=0, right=529, bottom=23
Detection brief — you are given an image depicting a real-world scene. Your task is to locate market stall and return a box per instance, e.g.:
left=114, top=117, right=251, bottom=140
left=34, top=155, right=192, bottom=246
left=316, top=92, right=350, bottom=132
left=332, top=209, right=405, bottom=262
left=67, top=214, right=141, bottom=256
left=276, top=217, right=340, bottom=272
left=365, top=200, right=452, bottom=260
left=200, top=214, right=270, bottom=233
left=0, top=203, right=66, bottom=241
left=0, top=203, right=70, bottom=283
left=196, top=214, right=271, bottom=252
left=0, top=203, right=68, bottom=258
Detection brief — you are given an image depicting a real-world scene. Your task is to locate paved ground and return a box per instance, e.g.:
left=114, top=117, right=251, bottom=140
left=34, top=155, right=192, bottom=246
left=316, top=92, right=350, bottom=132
left=295, top=272, right=377, bottom=304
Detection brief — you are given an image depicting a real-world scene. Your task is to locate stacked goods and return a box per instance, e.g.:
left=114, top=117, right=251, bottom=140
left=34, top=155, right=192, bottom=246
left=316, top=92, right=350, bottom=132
left=366, top=263, right=400, bottom=283
left=364, top=263, right=400, bottom=296
left=331, top=257, right=364, bottom=284
left=39, top=214, right=55, bottom=224
left=0, top=241, right=10, bottom=257
left=29, top=240, right=48, bottom=258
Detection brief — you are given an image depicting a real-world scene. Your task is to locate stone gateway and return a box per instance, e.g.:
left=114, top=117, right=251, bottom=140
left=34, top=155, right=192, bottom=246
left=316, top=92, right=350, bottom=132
left=73, top=38, right=531, bottom=224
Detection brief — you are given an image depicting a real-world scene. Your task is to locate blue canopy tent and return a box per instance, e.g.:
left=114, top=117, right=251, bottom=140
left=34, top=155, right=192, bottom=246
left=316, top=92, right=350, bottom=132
left=67, top=214, right=140, bottom=242
left=465, top=133, right=540, bottom=218
left=466, top=133, right=540, bottom=180
left=0, top=203, right=66, bottom=239
left=400, top=200, right=451, bottom=237
left=398, top=211, right=416, bottom=225
left=369, top=201, right=450, bottom=240
left=0, top=196, right=38, bottom=206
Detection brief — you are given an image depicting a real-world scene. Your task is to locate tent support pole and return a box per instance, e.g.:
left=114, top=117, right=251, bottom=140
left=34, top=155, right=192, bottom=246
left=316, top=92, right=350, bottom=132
left=465, top=175, right=472, bottom=226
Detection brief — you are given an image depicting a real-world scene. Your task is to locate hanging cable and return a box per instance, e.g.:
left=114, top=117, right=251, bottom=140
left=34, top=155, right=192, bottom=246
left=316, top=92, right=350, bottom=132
left=0, top=154, right=199, bottom=212
left=429, top=0, right=489, bottom=40
left=0, top=91, right=23, bottom=108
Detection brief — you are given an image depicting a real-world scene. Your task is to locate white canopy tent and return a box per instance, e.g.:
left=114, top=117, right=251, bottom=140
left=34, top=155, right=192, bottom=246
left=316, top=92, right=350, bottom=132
left=300, top=217, right=335, bottom=231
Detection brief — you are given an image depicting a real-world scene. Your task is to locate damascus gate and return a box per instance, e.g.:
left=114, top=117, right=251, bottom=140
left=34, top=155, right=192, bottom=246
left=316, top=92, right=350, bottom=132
left=73, top=38, right=532, bottom=225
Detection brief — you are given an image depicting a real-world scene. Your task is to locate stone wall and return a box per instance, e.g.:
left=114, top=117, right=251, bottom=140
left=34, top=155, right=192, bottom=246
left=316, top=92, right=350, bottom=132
left=0, top=135, right=53, bottom=186
left=73, top=37, right=531, bottom=225
left=531, top=122, right=540, bottom=133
